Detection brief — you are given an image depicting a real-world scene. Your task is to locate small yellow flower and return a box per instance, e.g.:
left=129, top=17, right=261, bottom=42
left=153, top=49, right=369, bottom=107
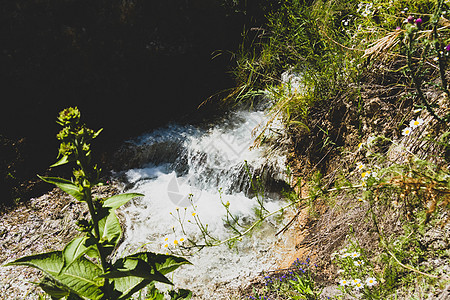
left=180, top=238, right=185, bottom=242
left=174, top=240, right=179, bottom=245
left=164, top=244, right=169, bottom=248
left=357, top=162, right=365, bottom=171
left=192, top=212, right=196, bottom=217
left=165, top=237, right=169, bottom=241
left=361, top=171, right=370, bottom=179
left=358, top=142, right=364, bottom=149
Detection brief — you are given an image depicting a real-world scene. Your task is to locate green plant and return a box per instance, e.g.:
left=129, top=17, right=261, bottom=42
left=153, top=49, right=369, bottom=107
left=4, top=107, right=191, bottom=300
left=258, top=258, right=321, bottom=300
left=342, top=128, right=450, bottom=297
left=332, top=242, right=382, bottom=300
left=401, top=0, right=450, bottom=123
left=145, top=283, right=192, bottom=300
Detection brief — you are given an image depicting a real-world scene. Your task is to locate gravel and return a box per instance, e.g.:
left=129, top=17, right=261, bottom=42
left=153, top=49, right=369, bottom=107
left=0, top=185, right=118, bottom=299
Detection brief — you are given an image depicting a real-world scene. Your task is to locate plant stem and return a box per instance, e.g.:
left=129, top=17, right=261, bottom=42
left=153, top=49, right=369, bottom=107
left=84, top=187, right=111, bottom=296
left=76, top=141, right=111, bottom=294
left=386, top=249, right=440, bottom=279
left=432, top=0, right=450, bottom=96
left=406, top=25, right=444, bottom=123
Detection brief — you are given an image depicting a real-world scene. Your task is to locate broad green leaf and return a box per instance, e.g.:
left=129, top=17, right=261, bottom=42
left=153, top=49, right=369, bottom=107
left=97, top=209, right=122, bottom=252
left=110, top=252, right=190, bottom=300
left=126, top=252, right=191, bottom=275
left=169, top=288, right=193, bottom=300
left=145, top=284, right=165, bottom=300
left=62, top=236, right=96, bottom=273
left=99, top=257, right=172, bottom=285
left=85, top=246, right=100, bottom=259
left=103, top=193, right=144, bottom=210
left=67, top=293, right=84, bottom=300
left=6, top=251, right=104, bottom=300
left=50, top=155, right=71, bottom=168
left=37, top=277, right=69, bottom=299
left=113, top=277, right=152, bottom=300
left=38, top=176, right=84, bottom=202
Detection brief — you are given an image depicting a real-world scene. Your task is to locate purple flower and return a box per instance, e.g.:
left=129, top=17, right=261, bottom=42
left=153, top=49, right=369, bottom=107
left=407, top=16, right=414, bottom=23
left=396, top=26, right=401, bottom=30
left=445, top=44, right=450, bottom=52
left=415, top=18, right=423, bottom=25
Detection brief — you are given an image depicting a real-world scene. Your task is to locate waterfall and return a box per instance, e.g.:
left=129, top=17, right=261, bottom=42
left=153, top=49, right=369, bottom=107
left=114, top=108, right=288, bottom=298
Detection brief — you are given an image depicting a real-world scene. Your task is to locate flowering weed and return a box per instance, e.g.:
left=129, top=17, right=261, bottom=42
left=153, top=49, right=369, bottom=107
left=332, top=243, right=382, bottom=299
left=253, top=258, right=321, bottom=300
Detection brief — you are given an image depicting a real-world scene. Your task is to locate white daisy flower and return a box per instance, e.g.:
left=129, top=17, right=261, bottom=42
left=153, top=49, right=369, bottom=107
left=356, top=162, right=365, bottom=171
left=366, top=277, right=377, bottom=287
left=351, top=278, right=362, bottom=285
left=354, top=260, right=364, bottom=266
left=350, top=252, right=361, bottom=258
left=402, top=127, right=412, bottom=136
left=339, top=279, right=349, bottom=286
left=409, top=118, right=424, bottom=128
left=361, top=171, right=371, bottom=180
left=354, top=282, right=364, bottom=290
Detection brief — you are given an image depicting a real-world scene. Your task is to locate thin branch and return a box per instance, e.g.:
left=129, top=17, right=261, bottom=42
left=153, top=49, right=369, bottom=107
left=386, top=249, right=440, bottom=279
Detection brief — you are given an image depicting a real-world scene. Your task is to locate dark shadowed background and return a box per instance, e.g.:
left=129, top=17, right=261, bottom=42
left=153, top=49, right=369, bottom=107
left=0, top=0, right=281, bottom=206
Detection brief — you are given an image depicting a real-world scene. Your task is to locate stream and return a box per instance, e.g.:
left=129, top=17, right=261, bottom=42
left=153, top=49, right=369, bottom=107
left=114, top=108, right=290, bottom=298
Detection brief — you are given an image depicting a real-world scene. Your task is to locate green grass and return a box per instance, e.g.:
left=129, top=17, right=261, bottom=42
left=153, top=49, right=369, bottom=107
left=231, top=1, right=450, bottom=299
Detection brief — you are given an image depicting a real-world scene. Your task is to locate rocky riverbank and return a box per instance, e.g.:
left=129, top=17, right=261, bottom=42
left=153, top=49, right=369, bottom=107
left=0, top=185, right=119, bottom=299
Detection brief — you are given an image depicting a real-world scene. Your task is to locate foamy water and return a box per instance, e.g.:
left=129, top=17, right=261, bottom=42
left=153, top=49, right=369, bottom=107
left=115, top=109, right=288, bottom=298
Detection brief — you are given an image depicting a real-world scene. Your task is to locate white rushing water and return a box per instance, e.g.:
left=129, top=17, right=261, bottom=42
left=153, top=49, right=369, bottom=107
left=115, top=109, right=289, bottom=298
